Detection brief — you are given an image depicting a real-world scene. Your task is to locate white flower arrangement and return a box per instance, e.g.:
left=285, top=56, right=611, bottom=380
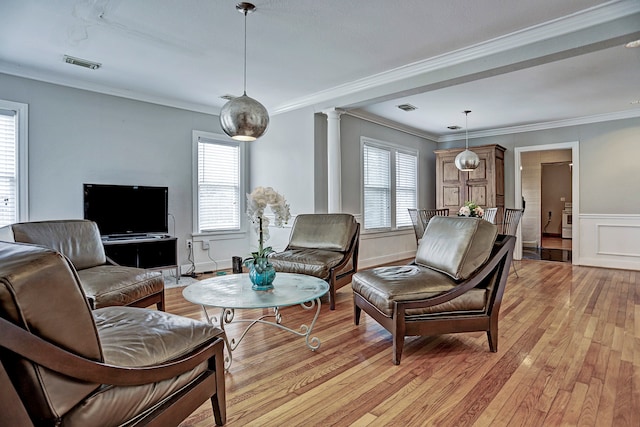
left=246, top=187, right=291, bottom=263
left=458, top=201, right=484, bottom=218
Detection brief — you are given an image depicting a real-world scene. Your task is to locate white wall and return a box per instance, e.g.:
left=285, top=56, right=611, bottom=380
left=245, top=107, right=318, bottom=254
left=5, top=70, right=640, bottom=272
left=438, top=116, right=640, bottom=270
left=337, top=114, right=438, bottom=267
left=0, top=72, right=244, bottom=273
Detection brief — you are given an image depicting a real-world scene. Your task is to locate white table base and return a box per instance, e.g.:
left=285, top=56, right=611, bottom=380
left=201, top=298, right=323, bottom=370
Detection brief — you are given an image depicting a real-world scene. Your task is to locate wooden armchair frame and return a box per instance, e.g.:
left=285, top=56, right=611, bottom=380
left=326, top=222, right=360, bottom=310
left=0, top=316, right=226, bottom=426
left=354, top=235, right=515, bottom=365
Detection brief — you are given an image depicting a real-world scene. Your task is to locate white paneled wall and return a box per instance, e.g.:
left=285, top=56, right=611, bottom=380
left=579, top=214, right=640, bottom=270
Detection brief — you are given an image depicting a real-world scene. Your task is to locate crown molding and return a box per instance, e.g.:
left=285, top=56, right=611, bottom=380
left=438, top=109, right=640, bottom=143
left=1, top=0, right=637, bottom=138
left=342, top=110, right=440, bottom=142
left=0, top=62, right=222, bottom=116
left=273, top=0, right=640, bottom=115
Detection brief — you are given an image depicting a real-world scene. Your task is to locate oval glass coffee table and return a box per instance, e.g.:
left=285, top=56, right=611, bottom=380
left=183, top=272, right=329, bottom=370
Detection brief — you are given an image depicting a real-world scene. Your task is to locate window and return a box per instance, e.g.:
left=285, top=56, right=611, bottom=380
left=363, top=144, right=390, bottom=230
left=0, top=101, right=28, bottom=227
left=362, top=137, right=417, bottom=231
left=395, top=151, right=418, bottom=227
left=193, top=131, right=246, bottom=233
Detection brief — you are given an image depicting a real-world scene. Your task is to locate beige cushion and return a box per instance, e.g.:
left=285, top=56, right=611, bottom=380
left=269, top=248, right=345, bottom=280
left=287, top=214, right=357, bottom=252
left=77, top=266, right=163, bottom=309
left=415, top=216, right=497, bottom=280
left=0, top=242, right=102, bottom=421
left=64, top=306, right=225, bottom=426
left=10, top=219, right=106, bottom=270
left=352, top=265, right=488, bottom=317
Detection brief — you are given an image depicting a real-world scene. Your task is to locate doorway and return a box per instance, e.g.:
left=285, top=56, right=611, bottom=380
left=514, top=142, right=579, bottom=264
left=522, top=160, right=573, bottom=262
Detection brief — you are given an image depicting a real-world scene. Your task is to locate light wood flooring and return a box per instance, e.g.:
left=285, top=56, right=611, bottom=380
left=541, top=236, right=572, bottom=250
left=174, top=259, right=639, bottom=426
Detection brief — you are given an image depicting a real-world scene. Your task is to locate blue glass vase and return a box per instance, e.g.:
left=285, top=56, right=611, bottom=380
left=249, top=258, right=276, bottom=291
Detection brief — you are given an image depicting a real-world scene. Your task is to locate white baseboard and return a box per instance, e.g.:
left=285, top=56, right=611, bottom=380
left=181, top=259, right=233, bottom=275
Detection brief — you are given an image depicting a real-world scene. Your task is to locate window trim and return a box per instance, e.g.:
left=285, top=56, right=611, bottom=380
left=192, top=130, right=248, bottom=237
left=360, top=136, right=418, bottom=233
left=0, top=100, right=28, bottom=224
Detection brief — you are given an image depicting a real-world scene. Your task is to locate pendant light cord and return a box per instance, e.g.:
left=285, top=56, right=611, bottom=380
left=243, top=9, right=248, bottom=96
left=464, top=110, right=471, bottom=149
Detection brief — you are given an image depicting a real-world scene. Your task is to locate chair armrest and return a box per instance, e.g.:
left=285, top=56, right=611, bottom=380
left=397, top=234, right=515, bottom=311
left=0, top=316, right=223, bottom=386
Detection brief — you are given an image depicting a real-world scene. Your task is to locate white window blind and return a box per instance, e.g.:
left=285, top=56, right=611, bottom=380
left=396, top=151, right=418, bottom=227
left=363, top=144, right=391, bottom=229
left=0, top=109, right=17, bottom=227
left=197, top=139, right=241, bottom=232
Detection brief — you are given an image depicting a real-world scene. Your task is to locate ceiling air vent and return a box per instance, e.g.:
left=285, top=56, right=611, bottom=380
left=63, top=55, right=101, bottom=70
left=220, top=94, right=236, bottom=101
left=447, top=125, right=461, bottom=130
left=397, top=103, right=417, bottom=112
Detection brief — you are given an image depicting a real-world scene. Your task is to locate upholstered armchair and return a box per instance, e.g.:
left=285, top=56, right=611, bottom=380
left=352, top=216, right=515, bottom=364
left=2, top=219, right=165, bottom=310
left=269, top=214, right=360, bottom=310
left=0, top=241, right=226, bottom=426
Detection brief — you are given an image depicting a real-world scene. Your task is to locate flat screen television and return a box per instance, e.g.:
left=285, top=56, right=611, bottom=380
left=83, top=183, right=168, bottom=237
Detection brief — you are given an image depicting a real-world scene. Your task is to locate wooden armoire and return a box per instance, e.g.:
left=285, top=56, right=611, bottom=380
left=434, top=144, right=506, bottom=216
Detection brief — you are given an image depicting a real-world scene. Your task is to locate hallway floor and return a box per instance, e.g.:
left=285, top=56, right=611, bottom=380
left=522, top=236, right=572, bottom=262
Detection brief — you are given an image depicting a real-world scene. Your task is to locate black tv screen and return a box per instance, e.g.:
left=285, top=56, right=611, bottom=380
left=83, top=184, right=168, bottom=237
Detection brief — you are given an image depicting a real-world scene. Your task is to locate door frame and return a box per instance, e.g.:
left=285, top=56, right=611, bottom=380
left=514, top=141, right=579, bottom=264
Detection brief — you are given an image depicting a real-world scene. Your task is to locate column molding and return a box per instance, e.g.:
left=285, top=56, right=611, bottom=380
left=323, top=108, right=344, bottom=213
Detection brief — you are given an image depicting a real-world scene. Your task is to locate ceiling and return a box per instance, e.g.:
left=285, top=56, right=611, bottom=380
left=1, top=0, right=639, bottom=142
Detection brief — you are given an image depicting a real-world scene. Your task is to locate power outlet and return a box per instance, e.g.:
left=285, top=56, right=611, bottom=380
left=186, top=239, right=193, bottom=249
left=202, top=240, right=210, bottom=250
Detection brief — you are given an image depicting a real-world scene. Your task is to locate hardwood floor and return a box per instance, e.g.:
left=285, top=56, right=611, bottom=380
left=541, top=236, right=572, bottom=250
left=173, top=259, right=639, bottom=426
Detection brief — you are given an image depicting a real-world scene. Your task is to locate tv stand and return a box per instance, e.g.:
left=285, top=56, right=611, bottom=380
left=102, top=236, right=179, bottom=282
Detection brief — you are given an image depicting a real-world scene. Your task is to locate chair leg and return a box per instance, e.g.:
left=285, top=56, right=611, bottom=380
left=354, top=304, right=361, bottom=325
left=392, top=333, right=405, bottom=365
left=511, top=262, right=519, bottom=278
left=157, top=292, right=166, bottom=311
left=487, top=330, right=498, bottom=353
left=329, top=285, right=336, bottom=310
left=211, top=341, right=226, bottom=426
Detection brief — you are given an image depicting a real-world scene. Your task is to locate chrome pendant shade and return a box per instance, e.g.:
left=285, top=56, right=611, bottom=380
left=454, top=110, right=479, bottom=171
left=219, top=93, right=269, bottom=142
left=219, top=2, right=269, bottom=141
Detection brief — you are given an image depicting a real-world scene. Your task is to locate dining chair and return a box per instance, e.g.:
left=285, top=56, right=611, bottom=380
left=408, top=208, right=449, bottom=244
left=408, top=209, right=425, bottom=244
left=483, top=207, right=498, bottom=224
left=501, top=208, right=524, bottom=277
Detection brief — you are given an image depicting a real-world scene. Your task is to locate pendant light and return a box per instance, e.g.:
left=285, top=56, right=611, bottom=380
left=454, top=110, right=480, bottom=171
left=219, top=2, right=269, bottom=141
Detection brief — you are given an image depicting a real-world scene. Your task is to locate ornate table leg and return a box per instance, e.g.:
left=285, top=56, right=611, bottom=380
left=200, top=298, right=323, bottom=371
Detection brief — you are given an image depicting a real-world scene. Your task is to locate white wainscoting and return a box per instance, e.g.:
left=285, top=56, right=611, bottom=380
left=578, top=214, right=640, bottom=271
left=352, top=213, right=417, bottom=268
left=358, top=229, right=417, bottom=269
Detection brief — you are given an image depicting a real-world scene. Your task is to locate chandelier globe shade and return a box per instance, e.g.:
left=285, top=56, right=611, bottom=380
left=454, top=110, right=479, bottom=171
left=219, top=2, right=269, bottom=141
left=220, top=94, right=269, bottom=141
